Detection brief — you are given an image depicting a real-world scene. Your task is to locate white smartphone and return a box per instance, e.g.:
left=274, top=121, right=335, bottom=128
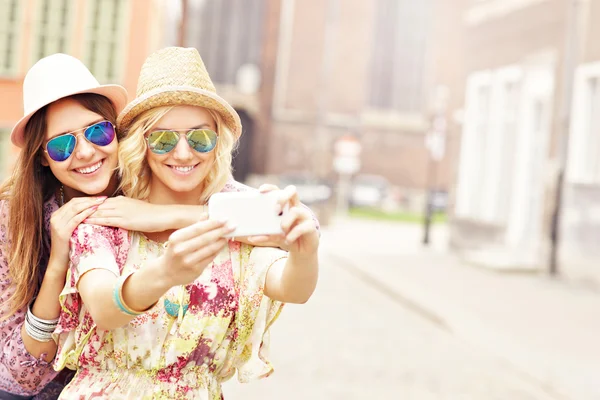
left=207, top=191, right=284, bottom=238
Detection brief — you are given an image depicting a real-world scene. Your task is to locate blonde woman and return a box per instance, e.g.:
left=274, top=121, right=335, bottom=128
left=53, top=47, right=320, bottom=399
left=0, top=53, right=304, bottom=399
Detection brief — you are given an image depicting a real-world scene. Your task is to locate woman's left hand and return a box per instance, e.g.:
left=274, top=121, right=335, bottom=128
left=83, top=196, right=199, bottom=232
left=247, top=185, right=320, bottom=256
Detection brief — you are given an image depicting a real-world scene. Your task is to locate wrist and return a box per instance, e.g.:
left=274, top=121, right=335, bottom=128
left=43, top=260, right=68, bottom=282
left=145, top=257, right=175, bottom=292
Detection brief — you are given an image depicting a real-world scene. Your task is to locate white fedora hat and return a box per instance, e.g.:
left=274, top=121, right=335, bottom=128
left=10, top=53, right=128, bottom=148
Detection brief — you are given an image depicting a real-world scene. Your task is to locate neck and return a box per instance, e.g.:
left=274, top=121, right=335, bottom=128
left=61, top=174, right=118, bottom=203
left=147, top=177, right=206, bottom=206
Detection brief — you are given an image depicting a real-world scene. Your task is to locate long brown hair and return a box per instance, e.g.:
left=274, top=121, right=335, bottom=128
left=0, top=93, right=117, bottom=320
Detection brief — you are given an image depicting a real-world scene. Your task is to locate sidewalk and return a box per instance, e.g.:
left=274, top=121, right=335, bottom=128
left=320, top=217, right=600, bottom=400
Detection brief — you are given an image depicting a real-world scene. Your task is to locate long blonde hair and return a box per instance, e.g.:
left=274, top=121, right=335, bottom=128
left=0, top=94, right=118, bottom=320
left=118, top=106, right=238, bottom=203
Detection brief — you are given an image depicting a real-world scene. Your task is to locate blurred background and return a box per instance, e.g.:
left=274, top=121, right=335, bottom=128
left=1, top=0, right=599, bottom=399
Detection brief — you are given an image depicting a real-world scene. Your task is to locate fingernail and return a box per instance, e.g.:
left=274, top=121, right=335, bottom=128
left=91, top=205, right=99, bottom=211
left=226, top=222, right=237, bottom=231
left=275, top=204, right=282, bottom=215
left=83, top=218, right=90, bottom=223
left=96, top=197, right=106, bottom=202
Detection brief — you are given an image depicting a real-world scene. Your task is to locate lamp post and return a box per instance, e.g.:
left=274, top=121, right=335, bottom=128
left=549, top=0, right=587, bottom=275
left=423, top=85, right=449, bottom=245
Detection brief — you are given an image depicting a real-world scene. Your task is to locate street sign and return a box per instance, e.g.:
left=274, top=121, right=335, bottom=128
left=333, top=156, right=361, bottom=175
left=333, top=136, right=362, bottom=175
left=334, top=136, right=362, bottom=157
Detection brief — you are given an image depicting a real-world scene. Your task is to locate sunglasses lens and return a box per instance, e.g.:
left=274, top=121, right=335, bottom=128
left=187, top=129, right=218, bottom=153
left=46, top=135, right=76, bottom=162
left=85, top=121, right=115, bottom=146
left=148, top=130, right=179, bottom=154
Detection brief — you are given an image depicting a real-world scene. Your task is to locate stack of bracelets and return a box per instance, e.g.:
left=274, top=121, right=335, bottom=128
left=25, top=303, right=58, bottom=342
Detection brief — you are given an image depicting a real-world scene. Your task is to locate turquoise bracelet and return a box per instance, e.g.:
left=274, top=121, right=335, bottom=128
left=112, top=272, right=143, bottom=316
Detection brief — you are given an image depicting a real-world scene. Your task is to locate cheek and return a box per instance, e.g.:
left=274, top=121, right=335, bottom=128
left=47, top=160, right=69, bottom=178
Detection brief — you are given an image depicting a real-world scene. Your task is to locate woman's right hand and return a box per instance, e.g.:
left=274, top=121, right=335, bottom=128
left=49, top=196, right=107, bottom=271
left=160, top=215, right=235, bottom=287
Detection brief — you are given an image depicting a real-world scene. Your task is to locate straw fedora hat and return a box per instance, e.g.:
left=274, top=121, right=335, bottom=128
left=11, top=53, right=128, bottom=148
left=117, top=47, right=242, bottom=138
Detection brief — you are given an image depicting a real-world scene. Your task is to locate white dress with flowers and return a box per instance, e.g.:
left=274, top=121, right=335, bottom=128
left=53, top=222, right=287, bottom=400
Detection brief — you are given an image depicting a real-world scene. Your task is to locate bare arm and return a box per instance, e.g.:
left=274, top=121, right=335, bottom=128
left=263, top=186, right=320, bottom=304
left=73, top=218, right=234, bottom=330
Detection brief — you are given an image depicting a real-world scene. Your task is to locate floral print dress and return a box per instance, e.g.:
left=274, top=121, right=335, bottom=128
left=0, top=196, right=73, bottom=399
left=53, top=221, right=287, bottom=400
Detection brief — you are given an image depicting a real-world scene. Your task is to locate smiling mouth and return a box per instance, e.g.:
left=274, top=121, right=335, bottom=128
left=168, top=163, right=199, bottom=173
left=75, top=160, right=103, bottom=174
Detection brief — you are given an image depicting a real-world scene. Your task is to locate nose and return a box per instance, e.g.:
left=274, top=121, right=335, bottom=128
left=172, top=133, right=193, bottom=162
left=74, top=133, right=95, bottom=160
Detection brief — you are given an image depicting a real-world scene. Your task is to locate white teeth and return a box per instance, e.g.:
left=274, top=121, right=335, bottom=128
left=171, top=165, right=194, bottom=173
left=76, top=160, right=102, bottom=174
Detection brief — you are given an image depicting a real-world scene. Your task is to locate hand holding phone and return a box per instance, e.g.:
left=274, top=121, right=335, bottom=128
left=207, top=191, right=284, bottom=238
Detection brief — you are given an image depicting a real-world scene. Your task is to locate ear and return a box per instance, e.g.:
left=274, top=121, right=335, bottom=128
left=40, top=153, right=49, bottom=167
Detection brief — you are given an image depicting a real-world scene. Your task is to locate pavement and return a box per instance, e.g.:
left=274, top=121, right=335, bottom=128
left=317, top=217, right=600, bottom=400
left=223, top=217, right=600, bottom=399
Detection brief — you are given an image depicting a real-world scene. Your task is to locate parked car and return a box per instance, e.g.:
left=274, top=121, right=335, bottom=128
left=277, top=172, right=335, bottom=225
left=349, top=174, right=390, bottom=209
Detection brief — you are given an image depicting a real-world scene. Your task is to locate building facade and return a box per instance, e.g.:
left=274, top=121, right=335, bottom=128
left=183, top=0, right=450, bottom=208
left=446, top=0, right=600, bottom=286
left=0, top=0, right=168, bottom=178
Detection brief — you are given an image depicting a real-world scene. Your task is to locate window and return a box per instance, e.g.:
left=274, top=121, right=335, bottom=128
left=368, top=0, right=432, bottom=113
left=0, top=129, right=11, bottom=182
left=31, top=0, right=73, bottom=61
left=187, top=0, right=265, bottom=86
left=569, top=62, right=600, bottom=184
left=456, top=67, right=522, bottom=223
left=0, top=0, right=23, bottom=76
left=84, top=0, right=128, bottom=83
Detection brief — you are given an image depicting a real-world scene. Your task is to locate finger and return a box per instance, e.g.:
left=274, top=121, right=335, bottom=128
left=285, top=220, right=317, bottom=244
left=258, top=184, right=279, bottom=193
left=168, top=214, right=213, bottom=242
left=81, top=217, right=121, bottom=226
left=174, top=222, right=236, bottom=256
left=281, top=206, right=310, bottom=232
left=64, top=205, right=101, bottom=234
left=56, top=197, right=106, bottom=223
left=277, top=185, right=299, bottom=209
left=183, top=238, right=228, bottom=266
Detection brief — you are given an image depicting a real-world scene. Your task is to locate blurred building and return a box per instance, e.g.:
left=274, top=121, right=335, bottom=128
left=0, top=0, right=168, bottom=178
left=442, top=0, right=600, bottom=286
left=180, top=0, right=450, bottom=210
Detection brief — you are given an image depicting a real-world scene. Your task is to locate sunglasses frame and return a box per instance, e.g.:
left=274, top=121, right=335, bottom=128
left=43, top=120, right=116, bottom=162
left=146, top=128, right=219, bottom=155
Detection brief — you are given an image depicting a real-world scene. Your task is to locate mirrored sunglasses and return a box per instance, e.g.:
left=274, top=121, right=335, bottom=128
left=147, top=129, right=218, bottom=155
left=44, top=121, right=116, bottom=162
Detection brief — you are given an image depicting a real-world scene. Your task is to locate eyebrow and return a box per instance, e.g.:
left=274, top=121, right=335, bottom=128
left=48, top=118, right=106, bottom=140
left=153, top=123, right=213, bottom=131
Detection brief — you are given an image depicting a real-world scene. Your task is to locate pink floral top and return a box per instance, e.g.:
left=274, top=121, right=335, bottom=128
left=0, top=196, right=65, bottom=398
left=53, top=180, right=301, bottom=399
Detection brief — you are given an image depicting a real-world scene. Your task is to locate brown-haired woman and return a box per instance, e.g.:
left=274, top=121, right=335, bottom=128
left=0, top=54, right=307, bottom=399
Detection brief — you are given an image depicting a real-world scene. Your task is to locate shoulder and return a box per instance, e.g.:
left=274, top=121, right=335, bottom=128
left=71, top=224, right=130, bottom=258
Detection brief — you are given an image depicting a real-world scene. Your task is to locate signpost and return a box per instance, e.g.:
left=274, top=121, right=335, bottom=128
left=333, top=136, right=362, bottom=214
left=423, top=86, right=449, bottom=245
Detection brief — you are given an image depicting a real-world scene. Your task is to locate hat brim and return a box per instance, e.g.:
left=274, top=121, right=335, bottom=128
left=116, top=86, right=242, bottom=139
left=10, top=84, right=129, bottom=148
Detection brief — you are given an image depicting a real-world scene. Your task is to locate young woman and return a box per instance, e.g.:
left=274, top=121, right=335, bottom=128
left=0, top=53, right=310, bottom=399
left=53, top=47, right=320, bottom=399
